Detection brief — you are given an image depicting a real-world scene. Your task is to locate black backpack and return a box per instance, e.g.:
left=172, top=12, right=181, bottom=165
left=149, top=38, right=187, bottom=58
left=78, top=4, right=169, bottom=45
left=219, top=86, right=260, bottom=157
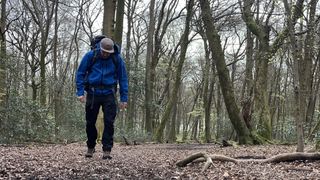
left=84, top=35, right=119, bottom=90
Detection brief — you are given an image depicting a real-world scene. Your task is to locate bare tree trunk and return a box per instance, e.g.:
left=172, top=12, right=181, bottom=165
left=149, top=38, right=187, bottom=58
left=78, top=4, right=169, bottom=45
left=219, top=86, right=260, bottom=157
left=191, top=117, right=199, bottom=141
left=308, top=57, right=320, bottom=140
left=114, top=0, right=125, bottom=46
left=242, top=0, right=272, bottom=140
left=53, top=0, right=60, bottom=139
left=303, top=0, right=319, bottom=138
left=167, top=103, right=177, bottom=143
left=216, top=85, right=223, bottom=139
left=41, top=0, right=54, bottom=105
left=155, top=0, right=194, bottom=142
left=203, top=43, right=211, bottom=143
left=125, top=0, right=135, bottom=131
left=200, top=0, right=253, bottom=144
left=144, top=0, right=155, bottom=135
left=176, top=92, right=183, bottom=136
left=0, top=0, right=7, bottom=134
left=304, top=0, right=318, bottom=126
left=103, top=0, right=116, bottom=37
left=241, top=28, right=254, bottom=130
left=197, top=23, right=213, bottom=143
left=283, top=0, right=304, bottom=152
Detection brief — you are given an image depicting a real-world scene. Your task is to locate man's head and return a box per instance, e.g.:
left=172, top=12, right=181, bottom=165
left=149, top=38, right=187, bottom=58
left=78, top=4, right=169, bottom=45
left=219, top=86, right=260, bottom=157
left=100, top=37, right=114, bottom=58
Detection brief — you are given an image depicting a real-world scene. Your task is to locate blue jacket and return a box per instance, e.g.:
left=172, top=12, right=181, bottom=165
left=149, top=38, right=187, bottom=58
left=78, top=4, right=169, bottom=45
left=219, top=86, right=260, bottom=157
left=76, top=46, right=128, bottom=102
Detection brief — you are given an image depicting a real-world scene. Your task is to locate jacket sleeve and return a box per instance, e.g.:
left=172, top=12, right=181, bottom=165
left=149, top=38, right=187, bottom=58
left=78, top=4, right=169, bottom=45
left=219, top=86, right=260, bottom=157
left=117, top=55, right=128, bottom=102
left=76, top=52, right=91, bottom=96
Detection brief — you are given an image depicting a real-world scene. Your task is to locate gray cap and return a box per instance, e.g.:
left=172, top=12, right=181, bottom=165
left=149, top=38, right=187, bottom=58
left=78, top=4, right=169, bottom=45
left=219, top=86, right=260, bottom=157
left=100, top=38, right=114, bottom=53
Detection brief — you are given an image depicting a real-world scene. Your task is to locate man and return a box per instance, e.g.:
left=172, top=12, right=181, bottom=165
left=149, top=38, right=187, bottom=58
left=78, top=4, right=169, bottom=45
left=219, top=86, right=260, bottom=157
left=76, top=37, right=128, bottom=159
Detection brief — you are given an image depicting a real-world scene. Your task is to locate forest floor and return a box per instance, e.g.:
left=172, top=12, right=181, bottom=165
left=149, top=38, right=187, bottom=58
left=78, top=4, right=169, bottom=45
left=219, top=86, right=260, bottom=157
left=1, top=142, right=320, bottom=179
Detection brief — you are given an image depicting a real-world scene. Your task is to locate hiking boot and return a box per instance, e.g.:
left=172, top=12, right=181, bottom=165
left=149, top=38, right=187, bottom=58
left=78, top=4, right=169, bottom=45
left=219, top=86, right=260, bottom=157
left=85, top=148, right=95, bottom=158
left=102, top=151, right=112, bottom=159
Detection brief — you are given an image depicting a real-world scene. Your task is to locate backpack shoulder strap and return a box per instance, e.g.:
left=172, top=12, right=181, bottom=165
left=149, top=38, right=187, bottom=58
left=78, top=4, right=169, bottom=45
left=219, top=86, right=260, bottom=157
left=111, top=54, right=119, bottom=71
left=87, top=50, right=98, bottom=73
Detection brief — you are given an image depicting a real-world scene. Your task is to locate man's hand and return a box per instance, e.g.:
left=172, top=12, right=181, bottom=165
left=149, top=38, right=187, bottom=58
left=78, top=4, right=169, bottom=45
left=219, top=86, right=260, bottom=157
left=78, top=95, right=86, bottom=103
left=119, top=102, right=127, bottom=110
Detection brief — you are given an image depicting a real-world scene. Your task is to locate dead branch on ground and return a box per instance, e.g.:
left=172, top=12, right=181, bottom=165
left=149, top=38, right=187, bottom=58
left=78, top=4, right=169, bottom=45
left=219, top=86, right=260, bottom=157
left=176, top=152, right=320, bottom=172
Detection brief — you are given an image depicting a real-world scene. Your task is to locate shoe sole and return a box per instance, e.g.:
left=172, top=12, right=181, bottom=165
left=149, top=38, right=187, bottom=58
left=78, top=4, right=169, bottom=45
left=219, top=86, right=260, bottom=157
left=102, top=155, right=112, bottom=159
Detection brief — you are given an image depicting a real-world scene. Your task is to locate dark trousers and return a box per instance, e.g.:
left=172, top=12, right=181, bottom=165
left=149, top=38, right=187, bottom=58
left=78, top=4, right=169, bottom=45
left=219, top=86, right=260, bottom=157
left=85, top=94, right=117, bottom=152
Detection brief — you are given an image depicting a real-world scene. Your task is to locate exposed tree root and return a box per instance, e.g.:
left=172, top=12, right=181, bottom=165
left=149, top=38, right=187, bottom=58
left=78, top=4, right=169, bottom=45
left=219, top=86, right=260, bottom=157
left=176, top=152, right=320, bottom=172
left=121, top=136, right=140, bottom=146
left=122, top=136, right=131, bottom=145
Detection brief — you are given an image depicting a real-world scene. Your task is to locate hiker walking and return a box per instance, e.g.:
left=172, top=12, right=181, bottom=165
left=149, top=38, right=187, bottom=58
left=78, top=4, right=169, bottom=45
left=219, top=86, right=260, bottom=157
left=76, top=36, right=128, bottom=159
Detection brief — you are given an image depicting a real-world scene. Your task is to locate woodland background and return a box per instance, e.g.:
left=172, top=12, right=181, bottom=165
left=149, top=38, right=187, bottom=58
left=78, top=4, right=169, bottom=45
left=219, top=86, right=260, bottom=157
left=0, top=0, right=319, bottom=153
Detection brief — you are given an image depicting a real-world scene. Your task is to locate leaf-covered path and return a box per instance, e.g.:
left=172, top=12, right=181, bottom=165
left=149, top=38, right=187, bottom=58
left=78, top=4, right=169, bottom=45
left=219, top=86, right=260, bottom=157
left=1, top=143, right=320, bottom=179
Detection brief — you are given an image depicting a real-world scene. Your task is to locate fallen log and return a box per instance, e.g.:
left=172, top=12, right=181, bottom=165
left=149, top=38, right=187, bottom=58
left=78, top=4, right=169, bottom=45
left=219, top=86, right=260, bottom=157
left=176, top=152, right=320, bottom=172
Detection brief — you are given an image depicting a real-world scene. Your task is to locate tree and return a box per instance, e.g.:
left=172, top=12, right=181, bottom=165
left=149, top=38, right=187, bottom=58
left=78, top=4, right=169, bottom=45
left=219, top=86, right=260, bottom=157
left=198, top=22, right=214, bottom=143
left=155, top=0, right=194, bottom=142
left=200, top=0, right=253, bottom=144
left=283, top=0, right=304, bottom=151
left=283, top=0, right=318, bottom=152
left=103, top=0, right=116, bottom=37
left=0, top=0, right=7, bottom=134
left=126, top=1, right=148, bottom=132
left=125, top=0, right=139, bottom=131
left=144, top=0, right=155, bottom=134
left=145, top=0, right=184, bottom=136
left=22, top=0, right=55, bottom=105
left=114, top=0, right=125, bottom=46
left=54, top=0, right=85, bottom=139
left=53, top=0, right=59, bottom=139
left=240, top=20, right=254, bottom=131
left=241, top=0, right=304, bottom=140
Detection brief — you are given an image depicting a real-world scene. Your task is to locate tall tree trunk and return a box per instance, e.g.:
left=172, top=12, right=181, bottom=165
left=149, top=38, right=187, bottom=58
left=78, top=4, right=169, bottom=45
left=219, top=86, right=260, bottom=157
left=114, top=0, right=125, bottom=46
left=191, top=117, right=199, bottom=141
left=304, top=0, right=318, bottom=134
left=242, top=0, right=272, bottom=140
left=200, top=0, right=253, bottom=144
left=0, top=0, right=6, bottom=134
left=103, top=0, right=116, bottom=37
left=201, top=35, right=212, bottom=143
left=308, top=55, right=320, bottom=140
left=216, top=84, right=223, bottom=139
left=144, top=0, right=155, bottom=135
left=167, top=103, right=177, bottom=142
left=39, top=32, right=47, bottom=105
left=255, top=39, right=272, bottom=140
left=40, top=0, right=54, bottom=105
left=53, top=0, right=60, bottom=139
left=125, top=0, right=134, bottom=131
left=283, top=0, right=304, bottom=152
left=241, top=28, right=254, bottom=130
left=127, top=44, right=141, bottom=131
left=197, top=20, right=213, bottom=142
left=176, top=92, right=182, bottom=136
left=207, top=72, right=215, bottom=139
left=155, top=0, right=194, bottom=142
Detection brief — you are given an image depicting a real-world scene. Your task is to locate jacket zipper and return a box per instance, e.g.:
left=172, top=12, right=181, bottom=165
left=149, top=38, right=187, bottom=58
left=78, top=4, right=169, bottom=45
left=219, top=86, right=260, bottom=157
left=100, top=61, right=104, bottom=86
